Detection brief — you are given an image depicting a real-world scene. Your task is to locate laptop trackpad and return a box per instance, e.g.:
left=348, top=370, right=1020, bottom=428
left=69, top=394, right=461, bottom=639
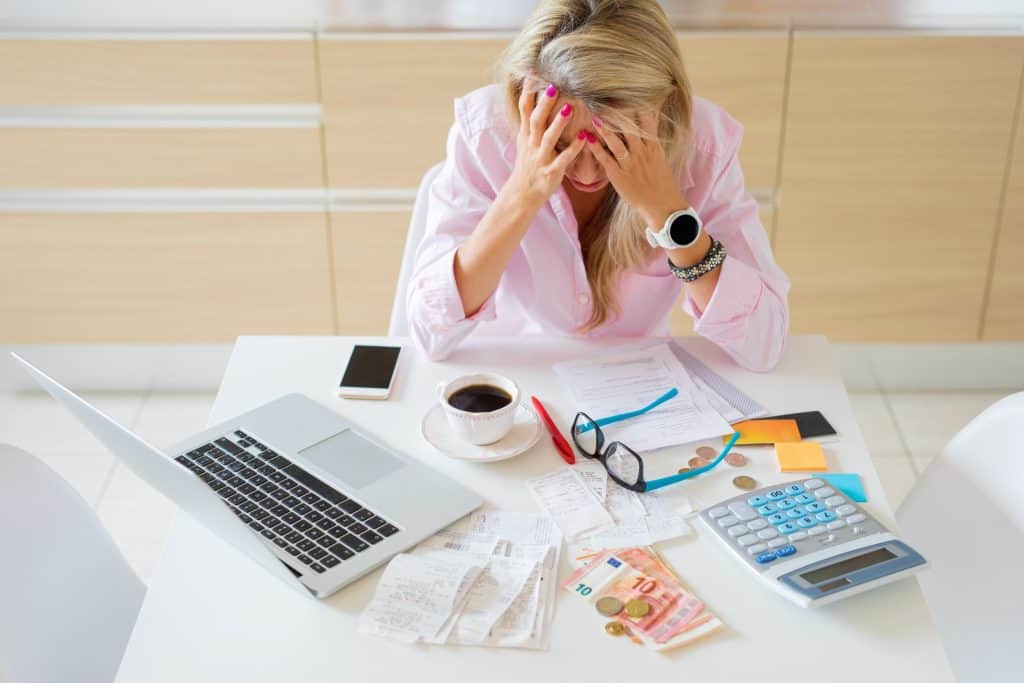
left=298, top=429, right=404, bottom=490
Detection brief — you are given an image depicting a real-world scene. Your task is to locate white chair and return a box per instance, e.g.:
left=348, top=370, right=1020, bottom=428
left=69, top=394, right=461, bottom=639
left=0, top=444, right=145, bottom=683
left=897, top=392, right=1024, bottom=683
left=388, top=162, right=444, bottom=336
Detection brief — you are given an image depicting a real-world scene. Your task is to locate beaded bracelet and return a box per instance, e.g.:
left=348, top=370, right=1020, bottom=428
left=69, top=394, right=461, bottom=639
left=667, top=238, right=727, bottom=283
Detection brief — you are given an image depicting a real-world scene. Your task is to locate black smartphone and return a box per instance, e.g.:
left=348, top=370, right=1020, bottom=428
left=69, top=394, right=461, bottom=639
left=337, top=345, right=402, bottom=400
left=753, top=410, right=837, bottom=439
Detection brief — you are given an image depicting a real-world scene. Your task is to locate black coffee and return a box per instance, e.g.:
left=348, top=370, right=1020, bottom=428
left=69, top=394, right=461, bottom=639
left=447, top=384, right=513, bottom=413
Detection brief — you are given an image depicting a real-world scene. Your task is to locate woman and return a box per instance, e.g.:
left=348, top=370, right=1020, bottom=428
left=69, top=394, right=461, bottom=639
left=407, top=0, right=789, bottom=371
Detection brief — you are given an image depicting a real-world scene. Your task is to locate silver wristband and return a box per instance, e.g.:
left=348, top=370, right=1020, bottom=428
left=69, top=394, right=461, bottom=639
left=667, top=238, right=726, bottom=283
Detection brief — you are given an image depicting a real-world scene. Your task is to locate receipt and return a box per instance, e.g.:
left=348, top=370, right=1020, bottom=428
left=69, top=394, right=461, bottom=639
left=449, top=556, right=538, bottom=645
left=573, top=460, right=607, bottom=503
left=527, top=467, right=613, bottom=541
left=413, top=530, right=500, bottom=557
left=605, top=480, right=646, bottom=521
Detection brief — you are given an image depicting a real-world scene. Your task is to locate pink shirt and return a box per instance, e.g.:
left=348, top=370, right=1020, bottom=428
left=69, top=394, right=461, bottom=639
left=408, top=84, right=790, bottom=371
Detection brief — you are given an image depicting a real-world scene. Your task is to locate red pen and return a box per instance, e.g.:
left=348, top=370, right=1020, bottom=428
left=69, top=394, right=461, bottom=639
left=531, top=395, right=575, bottom=465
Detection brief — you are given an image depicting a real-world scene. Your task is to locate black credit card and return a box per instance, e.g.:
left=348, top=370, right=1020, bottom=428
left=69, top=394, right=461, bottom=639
left=751, top=410, right=836, bottom=438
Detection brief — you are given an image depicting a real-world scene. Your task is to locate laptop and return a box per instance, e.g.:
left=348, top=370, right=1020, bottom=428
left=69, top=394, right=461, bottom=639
left=11, top=352, right=483, bottom=599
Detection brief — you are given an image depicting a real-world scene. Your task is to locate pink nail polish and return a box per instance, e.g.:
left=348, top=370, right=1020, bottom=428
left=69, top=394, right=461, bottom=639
left=585, top=131, right=597, bottom=143
left=592, top=115, right=603, bottom=128
left=545, top=84, right=558, bottom=97
left=560, top=103, right=573, bottom=117
left=577, top=129, right=587, bottom=140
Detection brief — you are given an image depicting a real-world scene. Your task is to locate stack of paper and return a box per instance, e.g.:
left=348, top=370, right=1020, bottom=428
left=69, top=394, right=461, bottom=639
left=358, top=510, right=561, bottom=649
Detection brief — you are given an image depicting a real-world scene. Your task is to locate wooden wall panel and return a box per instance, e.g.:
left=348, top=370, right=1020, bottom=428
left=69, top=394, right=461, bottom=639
left=774, top=34, right=1024, bottom=341
left=0, top=213, right=334, bottom=342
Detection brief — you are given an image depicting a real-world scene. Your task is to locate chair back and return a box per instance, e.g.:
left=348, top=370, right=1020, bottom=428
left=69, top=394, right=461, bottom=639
left=897, top=392, right=1024, bottom=683
left=0, top=444, right=145, bottom=683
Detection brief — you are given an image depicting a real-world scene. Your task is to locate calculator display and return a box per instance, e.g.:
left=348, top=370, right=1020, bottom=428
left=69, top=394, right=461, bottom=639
left=800, top=547, right=896, bottom=584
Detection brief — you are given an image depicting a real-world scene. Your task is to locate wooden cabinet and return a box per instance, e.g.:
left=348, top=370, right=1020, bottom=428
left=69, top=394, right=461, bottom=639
left=0, top=38, right=318, bottom=106
left=774, top=34, right=1024, bottom=341
left=0, top=213, right=334, bottom=342
left=983, top=93, right=1024, bottom=339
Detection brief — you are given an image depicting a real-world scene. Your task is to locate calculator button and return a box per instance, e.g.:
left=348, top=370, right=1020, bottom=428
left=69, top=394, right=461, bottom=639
left=807, top=526, right=827, bottom=536
left=785, top=484, right=805, bottom=495
left=755, top=552, right=777, bottom=564
left=777, top=522, right=799, bottom=535
left=805, top=502, right=826, bottom=514
left=775, top=544, right=797, bottom=558
left=737, top=534, right=759, bottom=547
left=767, top=537, right=788, bottom=549
left=746, top=519, right=769, bottom=531
left=835, top=504, right=857, bottom=517
left=786, top=508, right=805, bottom=519
left=747, top=495, right=769, bottom=507
left=747, top=543, right=769, bottom=555
left=717, top=516, right=740, bottom=528
left=767, top=489, right=786, bottom=500
left=788, top=531, right=808, bottom=542
left=796, top=516, right=817, bottom=529
left=756, top=503, right=778, bottom=516
left=825, top=495, right=846, bottom=507
left=728, top=525, right=748, bottom=538
left=728, top=502, right=758, bottom=521
left=804, top=478, right=825, bottom=490
left=795, top=493, right=814, bottom=504
left=708, top=506, right=730, bottom=519
left=814, top=486, right=836, bottom=499
left=776, top=497, right=797, bottom=510
left=826, top=520, right=846, bottom=530
left=768, top=513, right=787, bottom=525
left=847, top=513, right=867, bottom=524
left=815, top=511, right=837, bottom=523
left=756, top=528, right=779, bottom=540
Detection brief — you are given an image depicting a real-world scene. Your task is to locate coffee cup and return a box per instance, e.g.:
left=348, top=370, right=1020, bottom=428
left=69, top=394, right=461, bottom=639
left=437, top=373, right=521, bottom=445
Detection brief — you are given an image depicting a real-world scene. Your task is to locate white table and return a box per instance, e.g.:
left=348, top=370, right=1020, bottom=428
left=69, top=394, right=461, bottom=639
left=116, top=335, right=954, bottom=681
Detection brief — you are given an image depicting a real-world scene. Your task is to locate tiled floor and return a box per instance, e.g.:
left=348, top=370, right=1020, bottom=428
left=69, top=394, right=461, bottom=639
left=1, top=378, right=1014, bottom=583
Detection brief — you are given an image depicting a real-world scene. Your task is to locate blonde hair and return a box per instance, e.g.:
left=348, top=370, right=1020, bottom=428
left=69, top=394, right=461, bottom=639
left=500, top=0, right=692, bottom=331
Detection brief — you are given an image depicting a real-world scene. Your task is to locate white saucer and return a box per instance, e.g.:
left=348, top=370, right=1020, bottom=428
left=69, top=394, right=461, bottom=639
left=421, top=403, right=542, bottom=462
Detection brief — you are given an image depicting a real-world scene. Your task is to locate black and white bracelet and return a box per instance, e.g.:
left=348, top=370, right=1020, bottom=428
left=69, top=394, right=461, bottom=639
left=667, top=238, right=727, bottom=283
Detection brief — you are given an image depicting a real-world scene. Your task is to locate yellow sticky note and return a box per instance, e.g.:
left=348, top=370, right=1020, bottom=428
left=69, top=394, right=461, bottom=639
left=730, top=419, right=801, bottom=445
left=775, top=441, right=828, bottom=472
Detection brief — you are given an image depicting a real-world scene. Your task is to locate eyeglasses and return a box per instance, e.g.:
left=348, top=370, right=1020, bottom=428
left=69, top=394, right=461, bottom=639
left=571, top=387, right=741, bottom=493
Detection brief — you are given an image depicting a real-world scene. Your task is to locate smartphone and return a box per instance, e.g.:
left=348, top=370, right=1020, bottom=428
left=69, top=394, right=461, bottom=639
left=337, top=345, right=402, bottom=400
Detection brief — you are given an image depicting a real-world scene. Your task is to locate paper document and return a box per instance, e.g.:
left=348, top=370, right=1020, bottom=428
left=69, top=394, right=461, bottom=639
left=553, top=344, right=732, bottom=451
left=527, top=467, right=613, bottom=541
left=667, top=341, right=767, bottom=422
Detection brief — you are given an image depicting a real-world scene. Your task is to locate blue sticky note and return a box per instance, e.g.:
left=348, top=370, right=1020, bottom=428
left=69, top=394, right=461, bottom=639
left=819, top=473, right=867, bottom=502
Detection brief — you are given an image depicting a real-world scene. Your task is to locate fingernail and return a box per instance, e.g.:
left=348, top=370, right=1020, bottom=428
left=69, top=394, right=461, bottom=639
left=592, top=115, right=603, bottom=128
left=585, top=131, right=597, bottom=143
left=577, top=129, right=587, bottom=140
left=560, top=103, right=573, bottom=117
left=545, top=84, right=558, bottom=97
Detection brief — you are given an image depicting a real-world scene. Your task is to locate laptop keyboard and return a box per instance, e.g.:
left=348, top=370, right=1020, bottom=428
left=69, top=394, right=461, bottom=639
left=173, top=430, right=399, bottom=575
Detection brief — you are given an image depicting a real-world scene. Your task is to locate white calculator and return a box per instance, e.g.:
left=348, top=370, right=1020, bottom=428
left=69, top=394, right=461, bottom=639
left=701, top=477, right=927, bottom=607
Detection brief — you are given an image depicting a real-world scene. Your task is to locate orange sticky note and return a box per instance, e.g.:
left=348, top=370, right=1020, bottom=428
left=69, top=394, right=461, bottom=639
left=775, top=441, right=828, bottom=472
left=730, top=419, right=801, bottom=445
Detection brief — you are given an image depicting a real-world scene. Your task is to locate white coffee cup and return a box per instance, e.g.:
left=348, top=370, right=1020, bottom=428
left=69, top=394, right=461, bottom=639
left=437, top=373, right=521, bottom=445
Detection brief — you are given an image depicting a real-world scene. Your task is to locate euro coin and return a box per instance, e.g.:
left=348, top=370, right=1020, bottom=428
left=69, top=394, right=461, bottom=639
left=677, top=467, right=691, bottom=475
left=733, top=475, right=757, bottom=491
left=595, top=596, right=623, bottom=617
left=605, top=621, right=627, bottom=636
left=687, top=456, right=703, bottom=468
left=624, top=599, right=651, bottom=619
left=726, top=452, right=749, bottom=467
left=696, top=446, right=717, bottom=459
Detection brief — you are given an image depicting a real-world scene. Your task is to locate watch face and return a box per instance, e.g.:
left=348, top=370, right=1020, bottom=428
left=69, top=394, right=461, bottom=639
left=669, top=214, right=700, bottom=246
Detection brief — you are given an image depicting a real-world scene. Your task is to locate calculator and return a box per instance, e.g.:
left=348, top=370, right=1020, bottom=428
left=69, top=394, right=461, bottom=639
left=701, top=477, right=927, bottom=607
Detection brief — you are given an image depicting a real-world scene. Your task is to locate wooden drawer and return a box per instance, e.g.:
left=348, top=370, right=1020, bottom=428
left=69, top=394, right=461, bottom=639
left=320, top=38, right=507, bottom=188
left=678, top=33, right=788, bottom=189
left=0, top=213, right=334, bottom=343
left=775, top=34, right=1024, bottom=341
left=983, top=97, right=1024, bottom=340
left=0, top=38, right=318, bottom=106
left=330, top=210, right=411, bottom=334
left=0, top=128, right=323, bottom=188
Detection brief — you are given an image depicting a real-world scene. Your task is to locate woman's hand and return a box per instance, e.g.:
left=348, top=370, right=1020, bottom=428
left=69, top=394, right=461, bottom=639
left=588, top=111, right=687, bottom=229
left=505, top=81, right=587, bottom=208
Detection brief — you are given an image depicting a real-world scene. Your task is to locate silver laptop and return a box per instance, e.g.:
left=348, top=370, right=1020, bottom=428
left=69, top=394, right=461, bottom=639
left=11, top=352, right=482, bottom=599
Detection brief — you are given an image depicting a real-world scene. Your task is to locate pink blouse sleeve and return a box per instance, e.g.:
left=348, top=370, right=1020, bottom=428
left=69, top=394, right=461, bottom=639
left=681, top=131, right=791, bottom=372
left=407, top=121, right=501, bottom=361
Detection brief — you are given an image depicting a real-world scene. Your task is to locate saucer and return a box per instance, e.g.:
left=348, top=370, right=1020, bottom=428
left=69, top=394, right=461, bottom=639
left=421, top=403, right=542, bottom=462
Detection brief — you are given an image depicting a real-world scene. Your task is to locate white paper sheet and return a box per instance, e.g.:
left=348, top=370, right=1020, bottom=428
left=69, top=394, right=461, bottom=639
left=553, top=343, right=733, bottom=451
left=645, top=514, right=693, bottom=543
left=605, top=480, right=646, bottom=521
left=448, top=556, right=538, bottom=645
left=526, top=467, right=613, bottom=541
left=413, top=530, right=500, bottom=557
left=573, top=460, right=608, bottom=503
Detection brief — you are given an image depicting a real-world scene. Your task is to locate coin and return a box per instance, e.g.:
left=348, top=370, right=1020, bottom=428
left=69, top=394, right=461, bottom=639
left=595, top=596, right=623, bottom=617
left=605, top=621, right=627, bottom=636
left=624, top=599, right=651, bottom=619
left=733, top=475, right=757, bottom=491
left=677, top=467, right=692, bottom=475
left=726, top=452, right=749, bottom=467
left=696, top=446, right=717, bottom=459
left=687, top=456, right=703, bottom=468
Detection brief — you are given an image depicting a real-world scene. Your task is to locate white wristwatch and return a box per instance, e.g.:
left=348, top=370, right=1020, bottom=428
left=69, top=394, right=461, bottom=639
left=645, top=208, right=703, bottom=249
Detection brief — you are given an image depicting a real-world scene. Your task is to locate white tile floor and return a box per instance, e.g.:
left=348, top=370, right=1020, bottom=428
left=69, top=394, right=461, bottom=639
left=0, top=348, right=1017, bottom=583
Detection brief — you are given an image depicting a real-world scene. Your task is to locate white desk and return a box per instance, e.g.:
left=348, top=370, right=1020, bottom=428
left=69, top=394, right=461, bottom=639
left=116, top=335, right=954, bottom=682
